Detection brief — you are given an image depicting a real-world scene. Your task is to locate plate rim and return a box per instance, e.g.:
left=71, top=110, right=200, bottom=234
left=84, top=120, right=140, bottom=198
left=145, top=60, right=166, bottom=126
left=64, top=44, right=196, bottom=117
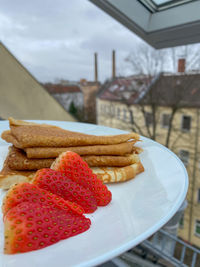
left=0, top=120, right=189, bottom=267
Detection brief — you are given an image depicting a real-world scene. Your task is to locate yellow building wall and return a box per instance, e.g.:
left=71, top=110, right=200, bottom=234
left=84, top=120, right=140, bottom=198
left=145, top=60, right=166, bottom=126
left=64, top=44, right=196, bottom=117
left=97, top=98, right=200, bottom=247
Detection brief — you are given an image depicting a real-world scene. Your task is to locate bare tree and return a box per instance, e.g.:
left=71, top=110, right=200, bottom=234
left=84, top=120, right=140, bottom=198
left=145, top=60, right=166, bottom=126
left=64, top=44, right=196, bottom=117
left=123, top=43, right=200, bottom=148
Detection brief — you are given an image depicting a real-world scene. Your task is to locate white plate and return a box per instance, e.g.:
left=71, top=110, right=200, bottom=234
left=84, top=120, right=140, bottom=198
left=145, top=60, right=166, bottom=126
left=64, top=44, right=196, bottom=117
left=0, top=120, right=188, bottom=267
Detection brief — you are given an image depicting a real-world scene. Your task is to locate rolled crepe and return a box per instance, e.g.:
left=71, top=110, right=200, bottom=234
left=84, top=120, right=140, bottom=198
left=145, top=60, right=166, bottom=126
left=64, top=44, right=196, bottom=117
left=0, top=154, right=35, bottom=190
left=24, top=141, right=137, bottom=158
left=91, top=162, right=144, bottom=183
left=7, top=146, right=54, bottom=171
left=82, top=154, right=139, bottom=167
left=2, top=118, right=140, bottom=148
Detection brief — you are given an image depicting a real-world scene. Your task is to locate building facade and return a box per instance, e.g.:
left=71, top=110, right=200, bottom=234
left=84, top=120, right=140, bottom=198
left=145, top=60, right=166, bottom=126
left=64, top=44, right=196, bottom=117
left=96, top=73, right=200, bottom=247
left=44, top=83, right=83, bottom=119
left=80, top=80, right=100, bottom=123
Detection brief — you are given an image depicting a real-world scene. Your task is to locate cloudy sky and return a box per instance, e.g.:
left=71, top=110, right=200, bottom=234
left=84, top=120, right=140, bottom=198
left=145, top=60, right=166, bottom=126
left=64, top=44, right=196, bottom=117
left=0, top=0, right=145, bottom=83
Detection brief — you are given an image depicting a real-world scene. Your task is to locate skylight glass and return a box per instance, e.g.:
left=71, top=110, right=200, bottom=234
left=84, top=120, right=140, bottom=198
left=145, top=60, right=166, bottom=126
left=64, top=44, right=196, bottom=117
left=140, top=0, right=195, bottom=12
left=152, top=0, right=172, bottom=4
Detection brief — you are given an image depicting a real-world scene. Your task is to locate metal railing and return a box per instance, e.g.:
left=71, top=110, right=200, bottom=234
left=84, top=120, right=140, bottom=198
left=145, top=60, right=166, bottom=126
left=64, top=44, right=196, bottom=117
left=143, top=229, right=200, bottom=267
left=113, top=229, right=200, bottom=267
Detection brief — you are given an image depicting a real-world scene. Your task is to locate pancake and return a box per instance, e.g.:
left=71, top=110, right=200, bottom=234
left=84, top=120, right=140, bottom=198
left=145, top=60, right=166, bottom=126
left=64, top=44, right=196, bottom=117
left=24, top=141, right=137, bottom=158
left=7, top=146, right=54, bottom=171
left=82, top=154, right=139, bottom=167
left=0, top=152, right=35, bottom=190
left=2, top=118, right=140, bottom=148
left=7, top=146, right=140, bottom=170
left=91, top=162, right=144, bottom=183
left=0, top=152, right=144, bottom=188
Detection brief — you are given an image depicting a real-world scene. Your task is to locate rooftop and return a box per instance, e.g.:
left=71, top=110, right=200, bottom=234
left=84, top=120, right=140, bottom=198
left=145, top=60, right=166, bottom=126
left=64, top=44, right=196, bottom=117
left=98, top=75, right=150, bottom=105
left=43, top=83, right=82, bottom=94
left=98, top=72, right=200, bottom=108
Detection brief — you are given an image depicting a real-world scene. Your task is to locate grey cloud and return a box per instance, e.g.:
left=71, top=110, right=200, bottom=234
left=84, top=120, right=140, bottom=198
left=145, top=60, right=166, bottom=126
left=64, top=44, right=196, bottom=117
left=0, top=0, right=140, bottom=82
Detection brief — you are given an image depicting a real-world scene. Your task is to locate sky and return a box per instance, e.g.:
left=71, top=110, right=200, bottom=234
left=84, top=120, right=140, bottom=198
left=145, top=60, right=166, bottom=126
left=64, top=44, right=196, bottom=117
left=0, top=0, right=144, bottom=83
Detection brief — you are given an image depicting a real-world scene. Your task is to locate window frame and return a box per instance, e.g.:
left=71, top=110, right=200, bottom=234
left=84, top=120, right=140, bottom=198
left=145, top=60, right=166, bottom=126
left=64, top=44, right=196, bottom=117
left=117, top=107, right=121, bottom=120
left=161, top=113, right=171, bottom=128
left=197, top=189, right=200, bottom=204
left=123, top=108, right=127, bottom=121
left=145, top=112, right=153, bottom=127
left=179, top=214, right=184, bottom=229
left=179, top=149, right=189, bottom=166
left=89, top=0, right=200, bottom=49
left=181, top=115, right=191, bottom=132
left=195, top=220, right=200, bottom=237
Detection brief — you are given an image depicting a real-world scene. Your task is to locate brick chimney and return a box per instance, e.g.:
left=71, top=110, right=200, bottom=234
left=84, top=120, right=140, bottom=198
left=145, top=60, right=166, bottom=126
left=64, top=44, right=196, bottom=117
left=94, top=52, right=98, bottom=82
left=112, top=50, right=116, bottom=79
left=178, top=58, right=186, bottom=73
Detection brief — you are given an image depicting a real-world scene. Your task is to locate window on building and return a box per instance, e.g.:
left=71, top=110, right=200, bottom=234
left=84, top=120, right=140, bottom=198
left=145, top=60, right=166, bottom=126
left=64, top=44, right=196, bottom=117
left=117, top=108, right=121, bottom=119
left=110, top=105, right=115, bottom=116
left=179, top=214, right=184, bottom=229
left=107, top=105, right=111, bottom=114
left=198, top=189, right=200, bottom=203
left=195, top=220, right=200, bottom=236
left=162, top=114, right=171, bottom=128
left=181, top=115, right=191, bottom=131
left=145, top=112, right=153, bottom=127
left=179, top=150, right=189, bottom=166
left=123, top=109, right=127, bottom=121
left=129, top=110, right=134, bottom=124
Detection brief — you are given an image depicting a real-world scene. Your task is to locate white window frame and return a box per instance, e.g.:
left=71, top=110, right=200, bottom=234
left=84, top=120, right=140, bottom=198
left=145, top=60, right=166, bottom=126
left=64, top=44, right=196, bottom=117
left=181, top=115, right=191, bottom=132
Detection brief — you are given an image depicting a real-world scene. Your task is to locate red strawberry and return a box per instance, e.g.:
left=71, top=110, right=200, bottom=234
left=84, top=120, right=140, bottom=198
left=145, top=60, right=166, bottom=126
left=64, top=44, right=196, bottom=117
left=33, top=169, right=97, bottom=213
left=4, top=201, right=91, bottom=254
left=51, top=151, right=112, bottom=206
left=2, top=183, right=84, bottom=217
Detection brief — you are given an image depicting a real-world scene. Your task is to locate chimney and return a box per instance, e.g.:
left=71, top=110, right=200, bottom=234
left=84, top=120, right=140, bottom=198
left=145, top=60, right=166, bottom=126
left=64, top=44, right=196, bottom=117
left=94, top=52, right=98, bottom=82
left=178, top=58, right=186, bottom=73
left=112, top=50, right=116, bottom=79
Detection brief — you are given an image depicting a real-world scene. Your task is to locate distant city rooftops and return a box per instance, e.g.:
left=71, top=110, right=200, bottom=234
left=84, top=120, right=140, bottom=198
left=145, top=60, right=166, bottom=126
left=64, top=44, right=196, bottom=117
left=43, top=83, right=81, bottom=94
left=98, top=72, right=200, bottom=108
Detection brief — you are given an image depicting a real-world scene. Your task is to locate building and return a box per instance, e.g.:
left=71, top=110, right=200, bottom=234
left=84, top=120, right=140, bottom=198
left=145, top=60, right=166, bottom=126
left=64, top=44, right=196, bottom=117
left=96, top=70, right=200, bottom=248
left=0, top=42, right=76, bottom=122
left=43, top=83, right=84, bottom=117
left=80, top=79, right=100, bottom=123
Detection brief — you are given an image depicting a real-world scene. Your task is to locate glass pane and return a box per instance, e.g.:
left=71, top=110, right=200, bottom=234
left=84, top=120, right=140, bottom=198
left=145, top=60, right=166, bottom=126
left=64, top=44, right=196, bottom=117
left=182, top=116, right=191, bottom=131
left=196, top=224, right=200, bottom=234
left=152, top=0, right=171, bottom=4
left=151, top=0, right=194, bottom=6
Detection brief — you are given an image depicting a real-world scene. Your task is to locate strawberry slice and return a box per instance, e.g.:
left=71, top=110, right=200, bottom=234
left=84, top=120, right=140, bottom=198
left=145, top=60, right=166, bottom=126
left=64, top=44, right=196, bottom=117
left=4, top=201, right=91, bottom=254
left=33, top=169, right=97, bottom=214
left=51, top=151, right=112, bottom=206
left=2, top=183, right=84, bottom=217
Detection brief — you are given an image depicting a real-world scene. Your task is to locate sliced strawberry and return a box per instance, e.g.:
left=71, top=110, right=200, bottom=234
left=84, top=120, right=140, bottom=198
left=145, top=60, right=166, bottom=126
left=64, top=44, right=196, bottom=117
left=2, top=183, right=84, bottom=217
left=51, top=151, right=112, bottom=206
left=4, top=201, right=91, bottom=254
left=32, top=169, right=97, bottom=214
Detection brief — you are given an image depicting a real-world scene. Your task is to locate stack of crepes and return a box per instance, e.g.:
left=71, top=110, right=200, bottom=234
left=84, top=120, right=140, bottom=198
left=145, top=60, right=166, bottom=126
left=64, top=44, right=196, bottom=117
left=0, top=118, right=144, bottom=189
